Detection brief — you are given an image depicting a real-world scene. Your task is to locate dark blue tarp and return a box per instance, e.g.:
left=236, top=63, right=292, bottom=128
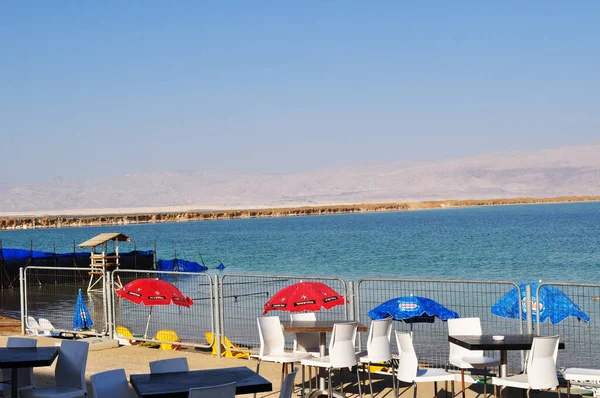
left=1, top=248, right=54, bottom=260
left=157, top=259, right=208, bottom=272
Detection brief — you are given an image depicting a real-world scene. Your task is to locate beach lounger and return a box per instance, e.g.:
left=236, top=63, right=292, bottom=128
left=154, top=330, right=182, bottom=351
left=38, top=318, right=62, bottom=338
left=205, top=332, right=250, bottom=358
left=25, top=316, right=42, bottom=336
left=115, top=325, right=142, bottom=346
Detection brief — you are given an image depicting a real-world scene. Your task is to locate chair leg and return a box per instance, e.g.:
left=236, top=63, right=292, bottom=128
left=484, top=368, right=487, bottom=398
left=557, top=386, right=561, bottom=398
left=435, top=381, right=438, bottom=398
left=302, top=365, right=306, bottom=398
left=367, top=363, right=373, bottom=398
left=254, top=359, right=261, bottom=398
left=328, top=368, right=333, bottom=398
left=391, top=360, right=397, bottom=397
left=452, top=380, right=455, bottom=398
left=281, top=363, right=286, bottom=387
left=340, top=368, right=345, bottom=396
left=413, top=382, right=418, bottom=398
left=527, top=388, right=531, bottom=398
left=356, top=365, right=363, bottom=398
left=567, top=381, right=570, bottom=398
left=309, top=366, right=313, bottom=392
left=461, top=369, right=466, bottom=398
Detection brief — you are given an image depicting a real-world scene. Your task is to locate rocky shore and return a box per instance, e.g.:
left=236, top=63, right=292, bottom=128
left=1, top=196, right=598, bottom=230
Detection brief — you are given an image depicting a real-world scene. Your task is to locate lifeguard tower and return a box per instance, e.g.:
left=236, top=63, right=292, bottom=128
left=78, top=233, right=131, bottom=291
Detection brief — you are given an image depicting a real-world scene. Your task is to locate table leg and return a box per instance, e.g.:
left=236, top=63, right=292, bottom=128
left=11, top=367, right=18, bottom=398
left=500, top=350, right=508, bottom=378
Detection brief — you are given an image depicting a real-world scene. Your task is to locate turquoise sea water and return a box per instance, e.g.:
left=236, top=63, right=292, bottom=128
left=1, top=202, right=599, bottom=283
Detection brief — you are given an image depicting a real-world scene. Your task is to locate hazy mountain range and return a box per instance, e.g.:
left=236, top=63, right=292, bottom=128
left=2, top=143, right=599, bottom=215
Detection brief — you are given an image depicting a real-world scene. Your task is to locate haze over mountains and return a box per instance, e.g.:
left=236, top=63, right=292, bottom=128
left=2, top=144, right=599, bottom=215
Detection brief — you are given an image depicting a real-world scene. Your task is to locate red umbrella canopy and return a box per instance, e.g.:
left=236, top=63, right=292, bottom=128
left=263, top=281, right=344, bottom=315
left=116, top=278, right=193, bottom=307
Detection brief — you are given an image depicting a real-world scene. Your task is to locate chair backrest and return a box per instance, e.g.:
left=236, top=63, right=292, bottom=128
left=117, top=325, right=135, bottom=339
left=279, top=367, right=299, bottom=398
left=91, top=368, right=132, bottom=398
left=3, top=337, right=37, bottom=395
left=448, top=317, right=484, bottom=360
left=38, top=318, right=55, bottom=330
left=290, top=312, right=319, bottom=353
left=366, top=318, right=392, bottom=363
left=395, top=331, right=419, bottom=383
left=328, top=322, right=358, bottom=368
left=526, top=336, right=560, bottom=389
left=149, top=357, right=189, bottom=374
left=188, top=381, right=236, bottom=398
left=257, top=316, right=286, bottom=357
left=55, top=340, right=89, bottom=390
left=27, top=316, right=41, bottom=329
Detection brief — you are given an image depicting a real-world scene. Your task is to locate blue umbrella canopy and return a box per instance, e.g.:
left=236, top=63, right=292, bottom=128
left=491, top=282, right=590, bottom=324
left=73, top=289, right=94, bottom=331
left=368, top=295, right=460, bottom=322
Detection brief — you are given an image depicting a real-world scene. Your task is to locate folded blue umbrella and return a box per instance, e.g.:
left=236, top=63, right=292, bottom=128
left=491, top=282, right=590, bottom=324
left=368, top=295, right=460, bottom=324
left=73, top=289, right=94, bottom=331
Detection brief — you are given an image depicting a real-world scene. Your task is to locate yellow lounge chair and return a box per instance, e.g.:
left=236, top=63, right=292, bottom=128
left=115, top=326, right=142, bottom=346
left=155, top=329, right=182, bottom=351
left=205, top=332, right=250, bottom=359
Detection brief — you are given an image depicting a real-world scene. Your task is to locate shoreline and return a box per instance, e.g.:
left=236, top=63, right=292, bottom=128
left=1, top=195, right=599, bottom=231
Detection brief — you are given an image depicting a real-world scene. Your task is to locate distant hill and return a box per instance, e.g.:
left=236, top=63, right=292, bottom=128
left=1, top=143, right=599, bottom=214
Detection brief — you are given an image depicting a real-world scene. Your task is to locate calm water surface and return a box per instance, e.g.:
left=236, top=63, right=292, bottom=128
left=1, top=202, right=599, bottom=283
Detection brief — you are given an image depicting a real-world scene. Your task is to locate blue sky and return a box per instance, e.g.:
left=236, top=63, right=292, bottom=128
left=1, top=1, right=599, bottom=183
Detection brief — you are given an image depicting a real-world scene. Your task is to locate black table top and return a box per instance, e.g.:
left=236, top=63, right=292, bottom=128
left=448, top=335, right=565, bottom=351
left=0, top=347, right=59, bottom=369
left=129, top=366, right=272, bottom=398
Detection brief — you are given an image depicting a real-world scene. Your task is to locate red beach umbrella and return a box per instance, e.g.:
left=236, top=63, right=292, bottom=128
left=263, top=281, right=345, bottom=315
left=116, top=278, right=193, bottom=337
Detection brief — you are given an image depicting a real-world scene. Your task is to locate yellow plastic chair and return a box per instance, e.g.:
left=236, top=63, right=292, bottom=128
left=115, top=326, right=141, bottom=346
left=154, top=330, right=182, bottom=351
left=205, top=332, right=250, bottom=358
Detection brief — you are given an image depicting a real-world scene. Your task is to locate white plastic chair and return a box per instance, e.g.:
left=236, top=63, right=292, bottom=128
left=91, top=368, right=133, bottom=398
left=256, top=316, right=311, bottom=392
left=358, top=318, right=395, bottom=397
left=562, top=368, right=600, bottom=398
left=395, top=331, right=456, bottom=398
left=448, top=317, right=500, bottom=398
left=25, top=316, right=42, bottom=336
left=149, top=358, right=189, bottom=374
left=290, top=312, right=320, bottom=355
left=2, top=337, right=37, bottom=397
left=301, top=322, right=363, bottom=398
left=38, top=318, right=61, bottom=338
left=279, top=367, right=299, bottom=398
left=21, top=339, right=89, bottom=398
left=188, top=381, right=236, bottom=397
left=492, top=336, right=560, bottom=398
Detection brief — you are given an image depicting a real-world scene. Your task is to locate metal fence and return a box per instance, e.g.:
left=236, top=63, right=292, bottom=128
left=356, top=278, right=523, bottom=369
left=23, top=266, right=106, bottom=336
left=219, top=274, right=348, bottom=352
left=535, top=282, right=600, bottom=369
left=111, top=269, right=214, bottom=349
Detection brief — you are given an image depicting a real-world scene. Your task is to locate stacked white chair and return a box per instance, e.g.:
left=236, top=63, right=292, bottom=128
left=395, top=331, right=456, bottom=398
left=301, top=321, right=363, bottom=398
left=91, top=368, right=133, bottom=398
left=188, top=382, right=236, bottom=398
left=38, top=319, right=61, bottom=338
left=448, top=317, right=500, bottom=398
left=358, top=318, right=395, bottom=397
left=2, top=337, right=37, bottom=397
left=255, top=316, right=311, bottom=394
left=21, top=339, right=89, bottom=398
left=25, top=317, right=43, bottom=336
left=279, top=368, right=299, bottom=398
left=149, top=358, right=189, bottom=374
left=492, top=336, right=560, bottom=398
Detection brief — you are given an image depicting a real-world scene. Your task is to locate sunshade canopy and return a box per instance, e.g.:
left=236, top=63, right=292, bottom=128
left=368, top=295, right=460, bottom=322
left=263, top=281, right=344, bottom=315
left=78, top=233, right=131, bottom=248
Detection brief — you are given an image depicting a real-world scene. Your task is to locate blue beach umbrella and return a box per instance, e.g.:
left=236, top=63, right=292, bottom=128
left=491, top=282, right=590, bottom=324
left=73, top=289, right=94, bottom=331
left=368, top=295, right=460, bottom=331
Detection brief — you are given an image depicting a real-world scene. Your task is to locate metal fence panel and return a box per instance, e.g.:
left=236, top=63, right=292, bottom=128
left=356, top=278, right=523, bottom=369
left=111, top=269, right=214, bottom=348
left=536, top=282, right=600, bottom=369
left=219, top=274, right=348, bottom=352
left=23, top=266, right=106, bottom=335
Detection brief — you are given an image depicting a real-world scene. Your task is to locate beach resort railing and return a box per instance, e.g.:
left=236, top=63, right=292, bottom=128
left=356, top=278, right=523, bottom=369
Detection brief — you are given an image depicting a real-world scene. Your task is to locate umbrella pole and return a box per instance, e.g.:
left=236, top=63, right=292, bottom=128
left=144, top=307, right=153, bottom=339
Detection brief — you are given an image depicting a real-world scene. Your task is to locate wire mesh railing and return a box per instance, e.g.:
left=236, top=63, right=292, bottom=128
left=219, top=274, right=348, bottom=353
left=111, top=269, right=214, bottom=349
left=356, top=278, right=523, bottom=370
left=23, top=266, right=106, bottom=336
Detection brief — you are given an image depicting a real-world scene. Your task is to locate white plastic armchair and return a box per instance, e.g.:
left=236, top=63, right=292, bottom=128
left=149, top=358, right=189, bottom=374
left=188, top=381, right=236, bottom=398
left=91, top=368, right=133, bottom=398
left=358, top=318, right=395, bottom=397
left=2, top=337, right=37, bottom=397
left=395, top=331, right=456, bottom=398
left=492, top=336, right=560, bottom=398
left=21, top=339, right=89, bottom=398
left=448, top=317, right=500, bottom=398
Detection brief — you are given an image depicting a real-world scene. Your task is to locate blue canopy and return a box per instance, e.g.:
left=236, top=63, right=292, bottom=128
left=491, top=282, right=590, bottom=324
left=216, top=262, right=226, bottom=270
left=157, top=259, right=208, bottom=272
left=73, top=289, right=93, bottom=331
left=368, top=295, right=460, bottom=323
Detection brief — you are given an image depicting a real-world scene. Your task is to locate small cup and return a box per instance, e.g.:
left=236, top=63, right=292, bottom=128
left=492, top=335, right=505, bottom=341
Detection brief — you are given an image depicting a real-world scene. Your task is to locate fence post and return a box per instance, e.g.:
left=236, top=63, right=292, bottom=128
left=213, top=274, right=221, bottom=358
left=106, top=271, right=113, bottom=339
left=525, top=284, right=533, bottom=335
left=19, top=267, right=25, bottom=335
left=347, top=280, right=355, bottom=321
